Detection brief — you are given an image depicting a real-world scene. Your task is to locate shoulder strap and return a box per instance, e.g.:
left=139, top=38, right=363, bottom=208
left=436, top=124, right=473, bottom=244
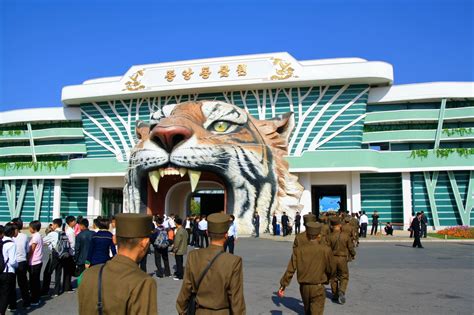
left=195, top=251, right=224, bottom=292
left=97, top=263, right=107, bottom=315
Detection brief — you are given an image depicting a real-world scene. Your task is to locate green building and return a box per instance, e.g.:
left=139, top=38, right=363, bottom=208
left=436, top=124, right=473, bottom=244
left=1, top=53, right=473, bottom=231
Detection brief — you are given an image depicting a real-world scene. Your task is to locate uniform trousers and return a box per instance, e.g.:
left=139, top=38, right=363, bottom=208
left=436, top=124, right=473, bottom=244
left=224, top=236, right=235, bottom=254
left=15, top=261, right=30, bottom=307
left=0, top=272, right=16, bottom=314
left=299, top=284, right=325, bottom=315
left=29, top=263, right=43, bottom=304
left=153, top=246, right=171, bottom=277
left=330, top=256, right=349, bottom=295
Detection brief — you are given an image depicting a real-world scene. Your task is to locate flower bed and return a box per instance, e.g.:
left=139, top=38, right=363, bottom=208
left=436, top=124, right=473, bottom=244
left=436, top=226, right=474, bottom=239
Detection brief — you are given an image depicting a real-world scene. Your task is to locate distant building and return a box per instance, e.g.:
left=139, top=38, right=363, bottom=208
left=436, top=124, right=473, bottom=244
left=1, top=53, right=473, bottom=230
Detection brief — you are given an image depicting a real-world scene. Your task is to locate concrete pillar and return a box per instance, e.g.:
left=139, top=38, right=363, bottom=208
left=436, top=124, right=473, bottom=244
left=402, top=172, right=413, bottom=230
left=87, top=177, right=96, bottom=218
left=298, top=172, right=312, bottom=216
left=351, top=172, right=361, bottom=214
left=52, top=179, right=61, bottom=219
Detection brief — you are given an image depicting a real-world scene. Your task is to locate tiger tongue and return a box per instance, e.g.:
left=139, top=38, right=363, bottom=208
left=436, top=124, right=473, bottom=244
left=189, top=170, right=202, bottom=192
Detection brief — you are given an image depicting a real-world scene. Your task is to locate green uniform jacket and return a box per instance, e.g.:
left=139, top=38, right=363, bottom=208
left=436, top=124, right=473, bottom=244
left=176, top=244, right=246, bottom=314
left=78, top=254, right=157, bottom=315
left=329, top=231, right=356, bottom=259
left=280, top=241, right=334, bottom=288
left=173, top=226, right=188, bottom=255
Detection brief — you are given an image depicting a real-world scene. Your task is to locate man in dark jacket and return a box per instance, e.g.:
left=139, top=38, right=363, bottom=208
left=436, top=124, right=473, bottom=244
left=74, top=218, right=95, bottom=276
left=294, top=212, right=301, bottom=234
left=420, top=211, right=428, bottom=238
left=281, top=212, right=289, bottom=236
left=411, top=212, right=424, bottom=248
left=252, top=212, right=260, bottom=237
left=272, top=213, right=278, bottom=236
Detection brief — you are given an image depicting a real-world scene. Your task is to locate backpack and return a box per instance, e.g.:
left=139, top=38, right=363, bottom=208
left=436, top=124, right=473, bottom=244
left=54, top=231, right=72, bottom=259
left=0, top=240, right=13, bottom=275
left=154, top=227, right=169, bottom=249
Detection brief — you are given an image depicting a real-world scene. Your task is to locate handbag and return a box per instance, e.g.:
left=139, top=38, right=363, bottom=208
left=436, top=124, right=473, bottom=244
left=187, top=251, right=224, bottom=315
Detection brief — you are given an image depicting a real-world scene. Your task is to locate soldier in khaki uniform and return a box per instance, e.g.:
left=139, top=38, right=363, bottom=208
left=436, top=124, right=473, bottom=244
left=320, top=216, right=331, bottom=246
left=78, top=213, right=157, bottom=315
left=176, top=213, right=246, bottom=314
left=341, top=217, right=356, bottom=244
left=293, top=214, right=317, bottom=248
left=350, top=213, right=360, bottom=247
left=279, top=222, right=334, bottom=315
left=328, top=217, right=356, bottom=305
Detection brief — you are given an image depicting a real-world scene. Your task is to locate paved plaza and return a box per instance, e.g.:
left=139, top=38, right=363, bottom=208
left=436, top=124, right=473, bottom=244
left=18, top=238, right=474, bottom=315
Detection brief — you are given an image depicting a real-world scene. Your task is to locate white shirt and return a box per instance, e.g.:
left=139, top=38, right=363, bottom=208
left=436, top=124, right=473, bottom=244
left=2, top=236, right=18, bottom=273
left=43, top=228, right=61, bottom=250
left=198, top=219, right=208, bottom=231
left=65, top=225, right=76, bottom=255
left=228, top=222, right=237, bottom=238
left=168, top=218, right=176, bottom=229
left=185, top=220, right=191, bottom=229
left=13, top=232, right=29, bottom=263
left=360, top=214, right=369, bottom=224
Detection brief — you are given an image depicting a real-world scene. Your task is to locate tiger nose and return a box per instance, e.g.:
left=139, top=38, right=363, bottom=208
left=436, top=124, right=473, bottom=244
left=150, top=125, right=193, bottom=152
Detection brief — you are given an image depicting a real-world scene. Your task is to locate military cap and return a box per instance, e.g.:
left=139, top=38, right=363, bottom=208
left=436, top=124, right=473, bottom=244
left=330, top=217, right=341, bottom=226
left=303, top=214, right=317, bottom=226
left=208, top=213, right=231, bottom=234
left=344, top=217, right=351, bottom=223
left=115, top=213, right=153, bottom=238
left=305, top=222, right=322, bottom=236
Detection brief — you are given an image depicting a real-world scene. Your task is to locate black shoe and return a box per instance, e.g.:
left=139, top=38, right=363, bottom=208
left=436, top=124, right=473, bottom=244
left=331, top=295, right=339, bottom=303
left=338, top=292, right=346, bottom=304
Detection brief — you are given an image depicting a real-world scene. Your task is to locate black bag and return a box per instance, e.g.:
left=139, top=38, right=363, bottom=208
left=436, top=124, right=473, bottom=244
left=0, top=240, right=12, bottom=274
left=187, top=251, right=224, bottom=315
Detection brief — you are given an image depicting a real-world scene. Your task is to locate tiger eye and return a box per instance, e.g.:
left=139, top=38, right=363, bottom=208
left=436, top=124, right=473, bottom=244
left=213, top=121, right=229, bottom=132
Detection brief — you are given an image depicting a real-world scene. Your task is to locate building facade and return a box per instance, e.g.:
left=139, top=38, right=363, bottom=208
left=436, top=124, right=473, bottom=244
left=1, top=52, right=473, bottom=230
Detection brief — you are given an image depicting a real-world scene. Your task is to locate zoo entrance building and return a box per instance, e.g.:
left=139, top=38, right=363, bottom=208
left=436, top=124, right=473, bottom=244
left=1, top=53, right=473, bottom=231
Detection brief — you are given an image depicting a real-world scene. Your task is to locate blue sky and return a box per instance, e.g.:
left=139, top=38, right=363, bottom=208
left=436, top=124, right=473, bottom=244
left=0, top=0, right=472, bottom=111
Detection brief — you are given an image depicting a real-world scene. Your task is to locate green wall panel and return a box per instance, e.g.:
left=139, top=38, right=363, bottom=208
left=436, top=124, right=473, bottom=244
left=411, top=171, right=472, bottom=227
left=60, top=179, right=88, bottom=218
left=0, top=179, right=54, bottom=223
left=360, top=173, right=403, bottom=223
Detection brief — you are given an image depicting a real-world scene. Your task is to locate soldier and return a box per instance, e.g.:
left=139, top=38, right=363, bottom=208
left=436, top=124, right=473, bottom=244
left=78, top=213, right=157, bottom=314
left=279, top=222, right=334, bottom=315
left=176, top=213, right=246, bottom=314
left=328, top=217, right=356, bottom=305
left=293, top=214, right=317, bottom=248
left=350, top=213, right=360, bottom=247
left=320, top=215, right=331, bottom=246
left=341, top=217, right=356, bottom=245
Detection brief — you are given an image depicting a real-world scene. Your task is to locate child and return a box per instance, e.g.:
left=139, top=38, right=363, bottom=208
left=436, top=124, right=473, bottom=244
left=28, top=220, right=43, bottom=305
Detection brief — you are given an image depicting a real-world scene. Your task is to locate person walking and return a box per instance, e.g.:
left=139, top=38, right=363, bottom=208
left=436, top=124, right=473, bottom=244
left=0, top=223, right=18, bottom=314
left=293, top=214, right=317, bottom=248
left=252, top=212, right=260, bottom=238
left=281, top=212, right=289, bottom=237
left=329, top=218, right=356, bottom=305
left=359, top=211, right=368, bottom=238
left=152, top=216, right=171, bottom=278
left=78, top=213, right=157, bottom=314
left=192, top=216, right=200, bottom=248
left=172, top=218, right=187, bottom=280
left=421, top=211, right=428, bottom=238
left=86, top=217, right=116, bottom=267
left=279, top=222, right=334, bottom=315
left=272, top=213, right=278, bottom=236
left=176, top=213, right=246, bottom=314
left=27, top=220, right=43, bottom=306
left=198, top=215, right=209, bottom=248
left=74, top=218, right=95, bottom=277
left=224, top=215, right=237, bottom=254
left=294, top=212, right=301, bottom=235
left=411, top=212, right=424, bottom=248
left=370, top=211, right=379, bottom=236
left=409, top=212, right=415, bottom=238
left=11, top=218, right=30, bottom=308
left=185, top=216, right=192, bottom=245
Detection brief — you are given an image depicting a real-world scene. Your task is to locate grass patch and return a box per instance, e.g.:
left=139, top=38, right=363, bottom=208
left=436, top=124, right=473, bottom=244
left=427, top=233, right=467, bottom=240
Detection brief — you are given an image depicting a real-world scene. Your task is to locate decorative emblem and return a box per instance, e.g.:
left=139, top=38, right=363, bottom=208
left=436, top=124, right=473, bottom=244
left=270, top=58, right=296, bottom=80
left=199, top=67, right=212, bottom=79
left=236, top=64, right=247, bottom=76
left=218, top=65, right=230, bottom=78
left=165, top=70, right=176, bottom=82
left=182, top=68, right=194, bottom=81
left=123, top=69, right=145, bottom=91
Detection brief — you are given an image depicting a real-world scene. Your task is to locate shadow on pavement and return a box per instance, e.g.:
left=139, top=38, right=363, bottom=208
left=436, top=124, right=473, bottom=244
left=271, top=291, right=304, bottom=314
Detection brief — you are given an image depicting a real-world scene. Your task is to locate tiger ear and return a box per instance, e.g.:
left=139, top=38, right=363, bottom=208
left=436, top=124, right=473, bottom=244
left=267, top=112, right=295, bottom=144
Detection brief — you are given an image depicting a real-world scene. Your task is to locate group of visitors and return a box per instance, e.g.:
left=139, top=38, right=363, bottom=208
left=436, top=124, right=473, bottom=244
left=0, top=215, right=118, bottom=313
left=271, top=211, right=302, bottom=236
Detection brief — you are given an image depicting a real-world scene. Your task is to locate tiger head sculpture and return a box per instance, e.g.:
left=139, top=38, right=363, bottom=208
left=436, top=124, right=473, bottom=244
left=124, top=100, right=304, bottom=234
